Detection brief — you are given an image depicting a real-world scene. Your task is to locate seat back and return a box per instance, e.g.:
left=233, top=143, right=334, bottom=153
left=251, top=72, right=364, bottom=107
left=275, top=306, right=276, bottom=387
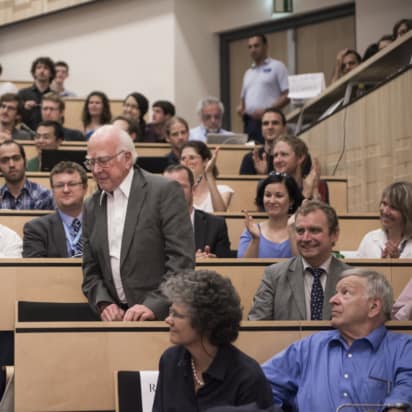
left=115, top=370, right=158, bottom=412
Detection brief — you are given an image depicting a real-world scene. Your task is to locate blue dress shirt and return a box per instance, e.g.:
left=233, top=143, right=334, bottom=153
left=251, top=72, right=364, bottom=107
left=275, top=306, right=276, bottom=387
left=262, top=326, right=412, bottom=411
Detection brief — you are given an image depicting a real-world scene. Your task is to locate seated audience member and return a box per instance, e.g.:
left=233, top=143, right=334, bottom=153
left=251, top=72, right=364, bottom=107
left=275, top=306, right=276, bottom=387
left=0, top=140, right=53, bottom=210
left=362, top=42, right=380, bottom=61
left=164, top=164, right=232, bottom=258
left=164, top=116, right=189, bottom=165
left=23, top=161, right=87, bottom=258
left=378, top=34, right=393, bottom=50
left=262, top=268, right=412, bottom=411
left=330, top=48, right=361, bottom=84
left=122, top=92, right=149, bottom=139
left=180, top=141, right=233, bottom=212
left=27, top=120, right=64, bottom=171
left=393, top=18, right=412, bottom=39
left=153, top=270, right=274, bottom=412
left=41, top=92, right=84, bottom=141
left=18, top=56, right=55, bottom=131
left=357, top=181, right=412, bottom=258
left=237, top=173, right=302, bottom=258
left=239, top=108, right=286, bottom=175
left=0, top=64, right=18, bottom=97
left=393, top=278, right=412, bottom=321
left=0, top=224, right=22, bottom=257
left=82, top=91, right=112, bottom=140
left=0, top=93, right=32, bottom=141
left=273, top=135, right=328, bottom=203
left=144, top=100, right=175, bottom=142
left=112, top=115, right=139, bottom=141
left=189, top=97, right=232, bottom=143
left=249, top=201, right=350, bottom=320
left=51, top=61, right=76, bottom=97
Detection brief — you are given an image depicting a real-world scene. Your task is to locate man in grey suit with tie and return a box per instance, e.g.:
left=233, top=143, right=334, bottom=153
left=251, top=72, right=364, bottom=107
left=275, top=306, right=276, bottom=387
left=23, top=161, right=88, bottom=257
left=82, top=125, right=195, bottom=322
left=249, top=201, right=351, bottom=320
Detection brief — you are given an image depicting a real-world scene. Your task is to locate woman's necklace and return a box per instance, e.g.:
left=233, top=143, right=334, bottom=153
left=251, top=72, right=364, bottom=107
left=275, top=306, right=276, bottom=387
left=191, top=357, right=205, bottom=387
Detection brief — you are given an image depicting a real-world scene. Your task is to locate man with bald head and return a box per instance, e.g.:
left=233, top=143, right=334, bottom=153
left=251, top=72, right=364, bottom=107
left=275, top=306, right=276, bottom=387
left=82, top=125, right=195, bottom=322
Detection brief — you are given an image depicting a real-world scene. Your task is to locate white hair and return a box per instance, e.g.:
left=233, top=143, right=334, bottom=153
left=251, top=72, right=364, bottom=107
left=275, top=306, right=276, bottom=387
left=196, top=96, right=224, bottom=116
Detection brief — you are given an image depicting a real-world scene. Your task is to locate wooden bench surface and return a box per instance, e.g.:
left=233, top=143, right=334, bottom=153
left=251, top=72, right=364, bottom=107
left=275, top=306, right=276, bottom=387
left=1, top=258, right=411, bottom=330
left=14, top=319, right=412, bottom=412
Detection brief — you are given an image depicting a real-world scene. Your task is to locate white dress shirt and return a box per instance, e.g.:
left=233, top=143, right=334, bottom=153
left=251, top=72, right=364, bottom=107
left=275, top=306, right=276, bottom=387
left=106, top=167, right=134, bottom=303
left=0, top=223, right=22, bottom=257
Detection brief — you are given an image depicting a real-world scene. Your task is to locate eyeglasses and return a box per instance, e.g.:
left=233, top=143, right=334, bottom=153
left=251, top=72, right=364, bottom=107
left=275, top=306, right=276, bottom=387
left=83, top=150, right=125, bottom=170
left=168, top=308, right=190, bottom=319
left=52, top=181, right=84, bottom=190
left=0, top=104, right=17, bottom=112
left=0, top=154, right=22, bottom=164
left=203, top=114, right=222, bottom=120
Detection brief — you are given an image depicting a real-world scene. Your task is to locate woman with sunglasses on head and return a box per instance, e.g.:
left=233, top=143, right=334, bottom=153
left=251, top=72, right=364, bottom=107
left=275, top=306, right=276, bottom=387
left=272, top=135, right=329, bottom=203
left=153, top=269, right=274, bottom=412
left=237, top=172, right=303, bottom=258
left=82, top=91, right=112, bottom=140
left=180, top=141, right=233, bottom=212
left=356, top=181, right=412, bottom=258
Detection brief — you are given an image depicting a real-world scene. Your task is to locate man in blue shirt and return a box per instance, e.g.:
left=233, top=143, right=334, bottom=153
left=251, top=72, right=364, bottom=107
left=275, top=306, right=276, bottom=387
left=262, top=268, right=412, bottom=412
left=23, top=161, right=88, bottom=257
left=0, top=140, right=53, bottom=210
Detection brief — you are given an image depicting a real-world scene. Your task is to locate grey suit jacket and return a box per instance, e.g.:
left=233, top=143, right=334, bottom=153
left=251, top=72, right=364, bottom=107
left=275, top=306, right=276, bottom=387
left=82, top=167, right=195, bottom=320
left=248, top=256, right=351, bottom=320
left=23, top=212, right=69, bottom=257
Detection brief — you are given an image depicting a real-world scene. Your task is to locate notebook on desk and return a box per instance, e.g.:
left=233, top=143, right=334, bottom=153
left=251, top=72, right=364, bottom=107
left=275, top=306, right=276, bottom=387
left=207, top=133, right=248, bottom=145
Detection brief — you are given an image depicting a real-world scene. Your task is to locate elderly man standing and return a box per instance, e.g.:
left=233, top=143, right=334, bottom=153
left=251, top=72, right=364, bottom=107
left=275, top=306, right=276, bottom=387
left=249, top=201, right=351, bottom=320
left=263, top=268, right=412, bottom=411
left=189, top=96, right=232, bottom=143
left=82, top=125, right=195, bottom=322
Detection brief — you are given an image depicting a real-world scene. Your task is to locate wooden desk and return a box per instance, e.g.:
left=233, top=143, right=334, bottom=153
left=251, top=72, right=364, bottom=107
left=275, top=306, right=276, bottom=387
left=14, top=320, right=412, bottom=412
left=1, top=259, right=410, bottom=331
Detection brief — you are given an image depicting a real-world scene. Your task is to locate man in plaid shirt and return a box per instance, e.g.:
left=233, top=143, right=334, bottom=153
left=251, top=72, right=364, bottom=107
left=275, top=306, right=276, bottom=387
left=0, top=140, right=53, bottom=210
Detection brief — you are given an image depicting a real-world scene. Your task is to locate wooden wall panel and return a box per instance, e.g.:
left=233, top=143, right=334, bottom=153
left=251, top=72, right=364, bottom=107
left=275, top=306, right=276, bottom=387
left=296, top=15, right=355, bottom=84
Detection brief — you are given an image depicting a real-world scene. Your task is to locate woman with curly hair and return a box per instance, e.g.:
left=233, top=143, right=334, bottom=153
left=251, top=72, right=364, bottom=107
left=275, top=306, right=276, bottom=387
left=153, top=270, right=273, bottom=411
left=82, top=91, right=112, bottom=140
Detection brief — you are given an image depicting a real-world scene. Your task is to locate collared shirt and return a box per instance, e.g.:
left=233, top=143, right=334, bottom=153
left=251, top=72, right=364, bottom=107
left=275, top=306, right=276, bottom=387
left=189, top=125, right=232, bottom=143
left=241, top=57, right=289, bottom=114
left=0, top=179, right=53, bottom=210
left=0, top=224, right=22, bottom=257
left=262, top=326, right=412, bottom=411
left=302, top=256, right=332, bottom=320
left=106, top=167, right=134, bottom=303
left=153, top=344, right=274, bottom=411
left=58, top=209, right=83, bottom=257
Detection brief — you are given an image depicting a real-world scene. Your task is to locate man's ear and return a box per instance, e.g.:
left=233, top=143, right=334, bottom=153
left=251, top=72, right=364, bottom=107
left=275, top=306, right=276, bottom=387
left=368, top=298, right=383, bottom=318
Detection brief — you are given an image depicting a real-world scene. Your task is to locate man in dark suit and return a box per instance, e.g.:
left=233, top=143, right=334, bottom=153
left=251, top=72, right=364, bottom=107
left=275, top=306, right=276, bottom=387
left=249, top=200, right=351, bottom=320
left=23, top=161, right=88, bottom=257
left=163, top=164, right=232, bottom=258
left=82, top=125, right=195, bottom=322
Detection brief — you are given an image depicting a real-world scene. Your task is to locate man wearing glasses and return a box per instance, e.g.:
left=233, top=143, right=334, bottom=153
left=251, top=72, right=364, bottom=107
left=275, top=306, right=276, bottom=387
left=23, top=161, right=88, bottom=257
left=0, top=140, right=53, bottom=210
left=189, top=97, right=232, bottom=143
left=82, top=125, right=195, bottom=322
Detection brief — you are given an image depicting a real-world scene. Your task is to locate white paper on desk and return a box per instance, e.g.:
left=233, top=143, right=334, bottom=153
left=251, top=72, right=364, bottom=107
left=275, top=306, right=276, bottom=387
left=139, top=370, right=159, bottom=412
left=288, top=73, right=325, bottom=100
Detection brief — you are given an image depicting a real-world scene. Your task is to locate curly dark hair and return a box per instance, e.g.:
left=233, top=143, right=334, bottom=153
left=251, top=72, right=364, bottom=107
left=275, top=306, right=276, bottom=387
left=161, top=270, right=242, bottom=346
left=30, top=56, right=56, bottom=82
left=255, top=172, right=303, bottom=213
left=82, top=91, right=112, bottom=129
left=180, top=140, right=219, bottom=178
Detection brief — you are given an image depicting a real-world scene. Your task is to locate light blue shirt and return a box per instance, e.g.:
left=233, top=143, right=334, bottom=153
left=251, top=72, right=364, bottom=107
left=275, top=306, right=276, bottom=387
left=189, top=125, right=232, bottom=143
left=262, top=325, right=412, bottom=411
left=237, top=228, right=292, bottom=258
left=58, top=210, right=82, bottom=257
